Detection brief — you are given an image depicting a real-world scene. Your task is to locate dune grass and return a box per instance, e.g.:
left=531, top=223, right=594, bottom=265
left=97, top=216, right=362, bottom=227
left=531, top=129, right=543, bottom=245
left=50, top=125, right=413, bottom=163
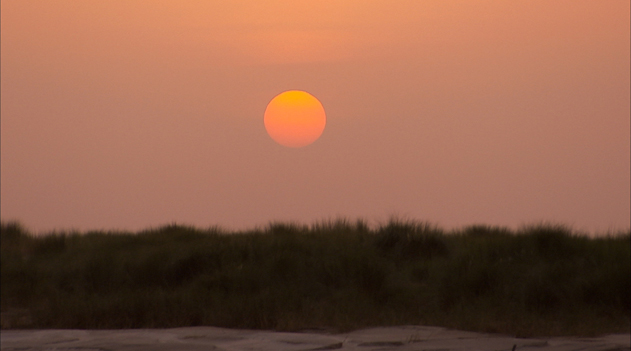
left=1, top=219, right=629, bottom=337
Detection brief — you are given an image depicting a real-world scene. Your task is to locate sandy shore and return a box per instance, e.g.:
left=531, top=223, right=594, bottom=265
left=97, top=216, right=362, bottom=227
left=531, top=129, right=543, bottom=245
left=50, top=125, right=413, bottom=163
left=1, top=325, right=629, bottom=351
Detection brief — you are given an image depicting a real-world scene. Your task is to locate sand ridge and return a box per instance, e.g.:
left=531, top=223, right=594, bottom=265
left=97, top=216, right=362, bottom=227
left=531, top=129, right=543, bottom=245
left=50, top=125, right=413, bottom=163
left=1, top=326, right=629, bottom=351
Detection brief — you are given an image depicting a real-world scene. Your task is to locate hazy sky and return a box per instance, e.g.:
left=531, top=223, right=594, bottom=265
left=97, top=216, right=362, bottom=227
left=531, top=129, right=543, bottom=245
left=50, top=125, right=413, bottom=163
left=2, top=1, right=629, bottom=234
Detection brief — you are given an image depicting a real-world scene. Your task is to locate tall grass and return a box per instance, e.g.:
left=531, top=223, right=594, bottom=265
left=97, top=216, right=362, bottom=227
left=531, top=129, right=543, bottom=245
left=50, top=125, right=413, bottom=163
left=1, top=219, right=629, bottom=337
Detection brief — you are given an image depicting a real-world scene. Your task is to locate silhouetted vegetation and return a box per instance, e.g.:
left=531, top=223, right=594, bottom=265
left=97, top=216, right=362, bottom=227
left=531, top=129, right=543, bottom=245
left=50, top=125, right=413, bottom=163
left=1, top=219, right=629, bottom=337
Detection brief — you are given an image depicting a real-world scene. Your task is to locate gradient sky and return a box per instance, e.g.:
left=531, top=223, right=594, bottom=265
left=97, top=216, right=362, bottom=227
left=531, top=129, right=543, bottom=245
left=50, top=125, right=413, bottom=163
left=2, top=1, right=629, bottom=234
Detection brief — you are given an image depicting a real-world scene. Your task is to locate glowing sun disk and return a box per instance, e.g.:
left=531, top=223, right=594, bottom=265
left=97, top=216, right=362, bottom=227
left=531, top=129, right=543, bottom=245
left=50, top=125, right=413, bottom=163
left=264, top=90, right=326, bottom=148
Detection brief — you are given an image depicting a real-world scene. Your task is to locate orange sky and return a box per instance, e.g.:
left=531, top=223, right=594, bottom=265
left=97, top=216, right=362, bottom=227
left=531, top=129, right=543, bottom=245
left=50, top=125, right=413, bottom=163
left=2, top=0, right=629, bottom=234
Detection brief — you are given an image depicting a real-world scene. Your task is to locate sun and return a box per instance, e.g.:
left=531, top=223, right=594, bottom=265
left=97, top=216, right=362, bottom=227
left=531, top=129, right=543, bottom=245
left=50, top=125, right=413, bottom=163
left=264, top=90, right=326, bottom=148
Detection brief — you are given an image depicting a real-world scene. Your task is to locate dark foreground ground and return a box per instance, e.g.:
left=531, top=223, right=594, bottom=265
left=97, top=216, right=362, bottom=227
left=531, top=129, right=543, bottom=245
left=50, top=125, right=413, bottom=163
left=2, top=326, right=630, bottom=351
left=1, top=220, right=629, bottom=337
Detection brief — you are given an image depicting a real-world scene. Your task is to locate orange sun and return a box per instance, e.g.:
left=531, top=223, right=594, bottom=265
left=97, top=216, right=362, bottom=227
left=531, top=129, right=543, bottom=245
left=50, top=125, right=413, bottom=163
left=264, top=90, right=326, bottom=148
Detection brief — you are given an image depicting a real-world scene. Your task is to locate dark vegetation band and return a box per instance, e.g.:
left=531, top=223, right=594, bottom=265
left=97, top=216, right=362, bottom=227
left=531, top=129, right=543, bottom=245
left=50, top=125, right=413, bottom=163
left=1, top=220, right=629, bottom=337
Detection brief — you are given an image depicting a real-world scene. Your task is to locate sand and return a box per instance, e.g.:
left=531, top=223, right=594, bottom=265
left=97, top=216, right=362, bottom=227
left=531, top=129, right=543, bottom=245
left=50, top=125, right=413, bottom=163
left=1, top=325, right=629, bottom=351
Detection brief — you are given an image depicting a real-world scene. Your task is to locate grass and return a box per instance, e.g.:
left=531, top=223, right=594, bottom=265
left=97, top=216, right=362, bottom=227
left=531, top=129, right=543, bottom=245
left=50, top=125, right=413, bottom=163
left=1, top=219, right=629, bottom=337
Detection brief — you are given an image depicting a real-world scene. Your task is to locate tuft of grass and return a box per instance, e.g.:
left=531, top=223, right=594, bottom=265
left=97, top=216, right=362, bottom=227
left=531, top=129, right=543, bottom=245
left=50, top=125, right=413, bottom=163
left=1, top=219, right=629, bottom=336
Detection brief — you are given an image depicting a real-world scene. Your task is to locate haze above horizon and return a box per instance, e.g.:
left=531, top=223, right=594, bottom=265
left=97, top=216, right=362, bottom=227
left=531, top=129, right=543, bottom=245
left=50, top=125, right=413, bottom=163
left=1, top=0, right=629, bottom=234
